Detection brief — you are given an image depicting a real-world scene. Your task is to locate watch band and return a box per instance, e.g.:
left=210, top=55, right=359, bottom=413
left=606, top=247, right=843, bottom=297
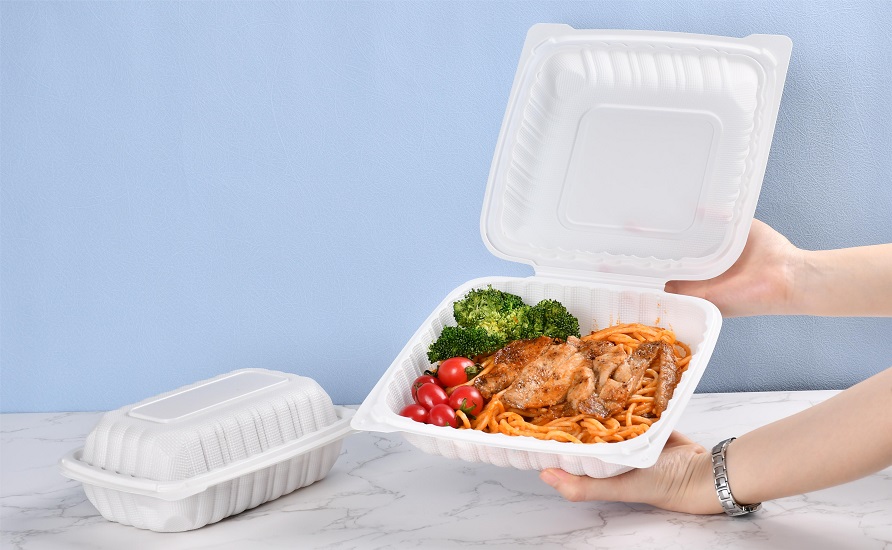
left=711, top=437, right=762, bottom=516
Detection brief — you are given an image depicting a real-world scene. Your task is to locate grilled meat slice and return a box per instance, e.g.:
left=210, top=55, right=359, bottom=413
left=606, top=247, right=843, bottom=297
left=573, top=344, right=629, bottom=418
left=501, top=343, right=592, bottom=409
left=652, top=342, right=679, bottom=415
left=473, top=333, right=680, bottom=423
left=576, top=341, right=661, bottom=420
left=566, top=344, right=625, bottom=413
left=473, top=336, right=555, bottom=399
left=567, top=336, right=616, bottom=360
left=594, top=345, right=630, bottom=389
left=625, top=341, right=662, bottom=392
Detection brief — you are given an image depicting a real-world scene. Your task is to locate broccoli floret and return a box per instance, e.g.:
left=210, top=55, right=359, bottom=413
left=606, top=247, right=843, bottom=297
left=426, top=325, right=507, bottom=363
left=500, top=305, right=533, bottom=341
left=514, top=305, right=541, bottom=340
left=475, top=306, right=526, bottom=340
left=452, top=286, right=529, bottom=342
left=428, top=287, right=581, bottom=363
left=452, top=286, right=526, bottom=329
left=523, top=299, right=581, bottom=341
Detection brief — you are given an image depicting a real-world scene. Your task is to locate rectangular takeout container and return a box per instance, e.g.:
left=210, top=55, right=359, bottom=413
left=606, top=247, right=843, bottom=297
left=59, top=369, right=355, bottom=532
left=352, top=24, right=792, bottom=477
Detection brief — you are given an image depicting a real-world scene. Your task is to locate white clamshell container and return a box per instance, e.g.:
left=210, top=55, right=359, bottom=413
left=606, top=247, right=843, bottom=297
left=353, top=25, right=793, bottom=477
left=58, top=369, right=355, bottom=532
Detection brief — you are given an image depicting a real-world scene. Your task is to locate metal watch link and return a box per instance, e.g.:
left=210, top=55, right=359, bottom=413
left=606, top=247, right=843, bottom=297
left=711, top=437, right=762, bottom=516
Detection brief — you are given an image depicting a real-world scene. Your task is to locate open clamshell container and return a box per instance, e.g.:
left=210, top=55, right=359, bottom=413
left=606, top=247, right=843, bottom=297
left=353, top=25, right=792, bottom=477
left=58, top=369, right=355, bottom=532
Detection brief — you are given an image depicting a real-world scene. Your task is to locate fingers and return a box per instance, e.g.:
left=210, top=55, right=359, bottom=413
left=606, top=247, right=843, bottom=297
left=540, top=468, right=633, bottom=503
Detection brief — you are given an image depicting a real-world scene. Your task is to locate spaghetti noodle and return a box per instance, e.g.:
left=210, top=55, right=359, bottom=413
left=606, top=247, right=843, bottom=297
left=456, top=323, right=692, bottom=444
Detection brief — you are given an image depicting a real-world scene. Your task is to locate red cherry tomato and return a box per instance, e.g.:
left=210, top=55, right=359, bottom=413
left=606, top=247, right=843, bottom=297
left=448, top=385, right=485, bottom=417
left=415, top=383, right=449, bottom=410
left=411, top=375, right=443, bottom=401
left=437, top=357, right=476, bottom=387
left=428, top=403, right=458, bottom=428
left=398, top=404, right=428, bottom=423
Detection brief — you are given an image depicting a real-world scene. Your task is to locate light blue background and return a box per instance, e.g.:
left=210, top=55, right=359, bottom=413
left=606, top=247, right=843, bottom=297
left=2, top=1, right=890, bottom=412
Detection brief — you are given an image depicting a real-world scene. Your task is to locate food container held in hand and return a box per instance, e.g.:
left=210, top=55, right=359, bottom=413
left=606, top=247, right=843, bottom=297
left=58, top=369, right=354, bottom=532
left=352, top=25, right=793, bottom=477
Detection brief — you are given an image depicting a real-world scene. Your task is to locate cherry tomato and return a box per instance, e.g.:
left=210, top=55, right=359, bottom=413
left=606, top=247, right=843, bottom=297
left=427, top=403, right=458, bottom=428
left=437, top=357, right=476, bottom=387
left=398, top=404, right=428, bottom=423
left=411, top=375, right=443, bottom=401
left=448, top=385, right=485, bottom=417
left=415, top=383, right=449, bottom=410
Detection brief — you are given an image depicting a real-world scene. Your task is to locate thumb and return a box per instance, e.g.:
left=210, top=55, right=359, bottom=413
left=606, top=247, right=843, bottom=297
left=540, top=468, right=634, bottom=503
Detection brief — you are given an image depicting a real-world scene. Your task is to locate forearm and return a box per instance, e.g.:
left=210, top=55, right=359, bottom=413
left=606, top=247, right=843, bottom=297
left=701, top=367, right=892, bottom=507
left=789, top=244, right=892, bottom=316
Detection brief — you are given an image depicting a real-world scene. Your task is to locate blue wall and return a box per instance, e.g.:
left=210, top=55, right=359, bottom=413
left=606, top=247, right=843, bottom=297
left=2, top=1, right=890, bottom=412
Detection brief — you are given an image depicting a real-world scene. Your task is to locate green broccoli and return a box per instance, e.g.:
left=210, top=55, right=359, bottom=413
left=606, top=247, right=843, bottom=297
left=426, top=286, right=582, bottom=363
left=520, top=299, right=580, bottom=341
left=426, top=325, right=507, bottom=363
left=452, top=286, right=526, bottom=329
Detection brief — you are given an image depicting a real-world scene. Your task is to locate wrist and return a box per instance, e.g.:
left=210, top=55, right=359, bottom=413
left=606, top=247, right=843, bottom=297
left=786, top=244, right=892, bottom=316
left=780, top=246, right=810, bottom=315
left=689, top=449, right=725, bottom=515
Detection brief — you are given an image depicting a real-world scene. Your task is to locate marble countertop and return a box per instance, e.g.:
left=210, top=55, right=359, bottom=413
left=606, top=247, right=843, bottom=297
left=2, top=391, right=890, bottom=549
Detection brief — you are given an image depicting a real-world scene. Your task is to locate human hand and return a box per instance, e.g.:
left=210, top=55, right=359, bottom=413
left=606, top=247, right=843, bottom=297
left=539, top=432, right=722, bottom=514
left=664, top=219, right=802, bottom=317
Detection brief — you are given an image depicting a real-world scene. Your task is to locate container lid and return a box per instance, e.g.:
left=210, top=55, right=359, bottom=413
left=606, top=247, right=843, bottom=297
left=480, top=25, right=792, bottom=286
left=62, top=369, right=355, bottom=488
left=59, top=406, right=354, bottom=501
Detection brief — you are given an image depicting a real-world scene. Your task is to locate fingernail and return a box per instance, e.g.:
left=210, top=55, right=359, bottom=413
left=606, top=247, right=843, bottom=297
left=540, top=470, right=559, bottom=487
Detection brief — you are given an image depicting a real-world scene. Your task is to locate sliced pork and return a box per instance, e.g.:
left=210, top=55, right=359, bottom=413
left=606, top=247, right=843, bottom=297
left=567, top=336, right=615, bottom=360
left=475, top=335, right=679, bottom=423
left=473, top=336, right=555, bottom=399
left=652, top=342, right=679, bottom=416
left=574, top=341, right=661, bottom=420
left=501, top=343, right=591, bottom=409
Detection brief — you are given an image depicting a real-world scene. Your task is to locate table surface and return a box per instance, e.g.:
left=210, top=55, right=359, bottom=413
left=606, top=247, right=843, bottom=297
left=2, top=390, right=891, bottom=550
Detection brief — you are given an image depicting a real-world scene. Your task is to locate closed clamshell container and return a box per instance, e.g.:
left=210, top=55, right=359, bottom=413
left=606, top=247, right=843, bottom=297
left=353, top=25, right=793, bottom=476
left=59, top=369, right=355, bottom=532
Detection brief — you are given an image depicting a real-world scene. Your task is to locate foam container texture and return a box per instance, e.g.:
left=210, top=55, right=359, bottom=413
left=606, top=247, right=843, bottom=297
left=59, top=369, right=354, bottom=532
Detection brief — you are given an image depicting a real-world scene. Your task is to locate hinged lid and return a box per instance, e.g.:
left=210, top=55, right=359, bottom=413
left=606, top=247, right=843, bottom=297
left=481, top=24, right=792, bottom=285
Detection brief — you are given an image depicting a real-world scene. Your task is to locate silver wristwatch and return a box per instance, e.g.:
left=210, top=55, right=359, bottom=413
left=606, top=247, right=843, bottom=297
left=711, top=437, right=762, bottom=516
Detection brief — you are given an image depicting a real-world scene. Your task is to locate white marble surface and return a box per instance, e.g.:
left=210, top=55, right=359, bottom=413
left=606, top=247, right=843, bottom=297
left=2, top=391, right=890, bottom=549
